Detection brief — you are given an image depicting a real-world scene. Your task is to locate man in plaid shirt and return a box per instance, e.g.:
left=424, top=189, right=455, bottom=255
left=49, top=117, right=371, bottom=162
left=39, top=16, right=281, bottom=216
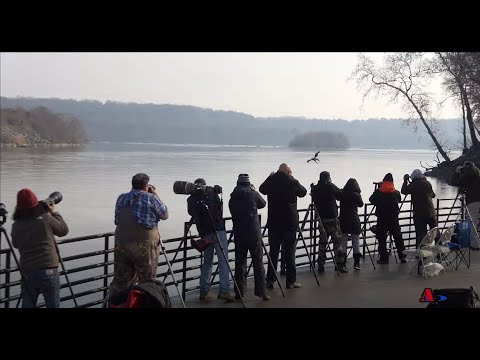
left=109, top=173, right=169, bottom=299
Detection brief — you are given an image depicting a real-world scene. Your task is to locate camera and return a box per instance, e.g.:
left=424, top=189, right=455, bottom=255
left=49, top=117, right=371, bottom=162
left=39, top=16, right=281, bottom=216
left=40, top=191, right=63, bottom=210
left=148, top=184, right=156, bottom=193
left=173, top=181, right=222, bottom=196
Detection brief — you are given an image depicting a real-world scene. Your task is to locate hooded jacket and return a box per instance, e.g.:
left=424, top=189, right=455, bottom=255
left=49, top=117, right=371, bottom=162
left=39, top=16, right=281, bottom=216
left=311, top=178, right=342, bottom=219
left=369, top=181, right=402, bottom=221
left=401, top=177, right=436, bottom=218
left=339, top=178, right=364, bottom=234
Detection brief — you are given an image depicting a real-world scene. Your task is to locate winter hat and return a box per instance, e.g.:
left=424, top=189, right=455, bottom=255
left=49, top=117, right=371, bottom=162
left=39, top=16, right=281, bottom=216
left=194, top=178, right=206, bottom=185
left=383, top=173, right=394, bottom=182
left=237, top=174, right=250, bottom=185
left=410, top=169, right=423, bottom=181
left=16, top=188, right=39, bottom=209
left=319, top=171, right=331, bottom=182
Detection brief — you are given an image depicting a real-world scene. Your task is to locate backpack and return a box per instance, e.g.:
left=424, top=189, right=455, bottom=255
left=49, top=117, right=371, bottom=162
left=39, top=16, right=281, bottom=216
left=109, top=280, right=172, bottom=308
left=426, top=287, right=479, bottom=308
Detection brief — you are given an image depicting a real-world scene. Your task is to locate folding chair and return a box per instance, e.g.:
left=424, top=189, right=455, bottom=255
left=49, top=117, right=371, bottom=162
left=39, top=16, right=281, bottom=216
left=403, top=227, right=439, bottom=278
left=434, top=224, right=456, bottom=270
left=449, top=221, right=472, bottom=270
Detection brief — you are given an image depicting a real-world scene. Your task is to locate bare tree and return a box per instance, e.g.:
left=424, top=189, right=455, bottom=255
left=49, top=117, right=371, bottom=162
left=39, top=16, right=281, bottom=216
left=351, top=52, right=451, bottom=162
left=435, top=52, right=480, bottom=149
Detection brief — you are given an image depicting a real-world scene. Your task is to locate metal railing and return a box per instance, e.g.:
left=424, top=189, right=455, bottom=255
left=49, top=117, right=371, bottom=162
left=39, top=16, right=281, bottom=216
left=0, top=197, right=463, bottom=308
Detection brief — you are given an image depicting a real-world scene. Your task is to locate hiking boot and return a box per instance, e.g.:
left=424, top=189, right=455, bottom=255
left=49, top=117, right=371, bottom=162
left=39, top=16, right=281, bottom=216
left=218, top=292, right=235, bottom=302
left=318, top=264, right=325, bottom=273
left=377, top=259, right=389, bottom=264
left=280, top=270, right=286, bottom=277
left=266, top=280, right=274, bottom=289
left=199, top=291, right=210, bottom=300
left=234, top=294, right=242, bottom=301
left=255, top=292, right=271, bottom=301
left=286, top=282, right=302, bottom=289
left=399, top=257, right=407, bottom=264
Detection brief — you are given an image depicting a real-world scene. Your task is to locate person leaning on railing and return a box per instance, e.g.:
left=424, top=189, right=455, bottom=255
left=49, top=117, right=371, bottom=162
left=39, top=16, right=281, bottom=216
left=451, top=161, right=480, bottom=250
left=109, top=173, right=169, bottom=300
left=11, top=188, right=69, bottom=308
left=401, top=169, right=437, bottom=247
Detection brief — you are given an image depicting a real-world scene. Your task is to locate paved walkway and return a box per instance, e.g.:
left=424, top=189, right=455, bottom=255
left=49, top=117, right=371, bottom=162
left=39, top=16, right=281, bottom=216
left=171, top=249, right=480, bottom=308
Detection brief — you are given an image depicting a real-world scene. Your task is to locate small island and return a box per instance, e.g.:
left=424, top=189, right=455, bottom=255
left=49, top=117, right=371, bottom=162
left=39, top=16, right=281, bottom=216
left=0, top=107, right=87, bottom=147
left=289, top=131, right=350, bottom=150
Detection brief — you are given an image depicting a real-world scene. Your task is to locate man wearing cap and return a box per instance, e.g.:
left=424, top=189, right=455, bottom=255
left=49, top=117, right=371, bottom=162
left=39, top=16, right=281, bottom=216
left=260, top=163, right=307, bottom=289
left=11, top=188, right=69, bottom=308
left=311, top=171, right=347, bottom=273
left=369, top=173, right=406, bottom=264
left=229, top=174, right=270, bottom=301
left=110, top=173, right=169, bottom=300
left=401, top=169, right=437, bottom=247
left=187, top=178, right=234, bottom=302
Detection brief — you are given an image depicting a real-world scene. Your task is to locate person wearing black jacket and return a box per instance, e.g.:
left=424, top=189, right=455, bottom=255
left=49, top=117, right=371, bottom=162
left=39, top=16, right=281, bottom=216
left=259, top=163, right=307, bottom=289
left=187, top=178, right=234, bottom=302
left=451, top=161, right=480, bottom=250
left=369, top=173, right=406, bottom=264
left=401, top=169, right=437, bottom=247
left=311, top=171, right=346, bottom=273
left=229, top=174, right=270, bottom=301
left=339, top=178, right=364, bottom=270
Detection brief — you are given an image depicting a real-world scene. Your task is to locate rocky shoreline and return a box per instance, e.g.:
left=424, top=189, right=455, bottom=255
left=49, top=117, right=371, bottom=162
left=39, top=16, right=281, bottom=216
left=424, top=147, right=480, bottom=184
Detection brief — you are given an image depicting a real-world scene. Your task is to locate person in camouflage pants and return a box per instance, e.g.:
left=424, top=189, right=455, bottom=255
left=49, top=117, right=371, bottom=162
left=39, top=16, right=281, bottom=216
left=109, top=173, right=169, bottom=300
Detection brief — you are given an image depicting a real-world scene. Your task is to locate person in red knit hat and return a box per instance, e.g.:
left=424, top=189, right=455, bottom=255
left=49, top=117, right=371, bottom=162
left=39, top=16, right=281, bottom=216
left=11, top=188, right=69, bottom=308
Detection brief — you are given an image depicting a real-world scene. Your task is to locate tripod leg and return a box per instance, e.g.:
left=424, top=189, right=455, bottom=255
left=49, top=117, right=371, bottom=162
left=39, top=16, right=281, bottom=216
left=160, top=241, right=186, bottom=308
left=360, top=231, right=376, bottom=270
left=54, top=241, right=78, bottom=308
left=261, top=240, right=285, bottom=297
left=297, top=229, right=320, bottom=286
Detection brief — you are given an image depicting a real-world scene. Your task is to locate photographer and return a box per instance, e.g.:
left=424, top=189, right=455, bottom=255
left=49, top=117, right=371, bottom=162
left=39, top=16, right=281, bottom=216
left=187, top=178, right=234, bottom=302
left=401, top=169, right=437, bottom=247
left=311, top=171, right=346, bottom=273
left=11, top=188, right=69, bottom=308
left=259, top=163, right=307, bottom=289
left=229, top=174, right=270, bottom=301
left=109, top=173, right=169, bottom=299
left=451, top=161, right=480, bottom=250
left=369, top=173, right=406, bottom=264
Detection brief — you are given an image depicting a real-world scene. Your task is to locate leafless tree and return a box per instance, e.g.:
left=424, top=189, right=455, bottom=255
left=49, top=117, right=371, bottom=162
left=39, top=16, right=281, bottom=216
left=434, top=52, right=480, bottom=149
left=351, top=52, right=451, bottom=162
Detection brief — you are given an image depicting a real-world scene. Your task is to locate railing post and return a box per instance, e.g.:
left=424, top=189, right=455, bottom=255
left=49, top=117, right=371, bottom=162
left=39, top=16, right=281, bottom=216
left=103, top=235, right=109, bottom=301
left=436, top=198, right=440, bottom=230
left=182, top=222, right=187, bottom=301
left=363, top=204, right=367, bottom=258
left=5, top=250, right=11, bottom=309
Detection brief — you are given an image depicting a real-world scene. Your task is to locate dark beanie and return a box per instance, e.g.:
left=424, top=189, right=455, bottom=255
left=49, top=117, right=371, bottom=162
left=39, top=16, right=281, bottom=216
left=194, top=178, right=206, bottom=185
left=17, top=188, right=39, bottom=209
left=383, top=173, right=394, bottom=182
left=319, top=171, right=331, bottom=182
left=237, top=173, right=250, bottom=185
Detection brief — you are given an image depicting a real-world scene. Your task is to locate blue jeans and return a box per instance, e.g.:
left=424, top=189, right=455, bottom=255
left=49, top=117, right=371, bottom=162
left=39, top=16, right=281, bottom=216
left=21, top=268, right=60, bottom=308
left=200, top=230, right=230, bottom=293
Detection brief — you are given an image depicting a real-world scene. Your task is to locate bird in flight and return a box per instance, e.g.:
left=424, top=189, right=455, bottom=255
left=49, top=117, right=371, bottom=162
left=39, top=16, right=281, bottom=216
left=307, top=151, right=320, bottom=163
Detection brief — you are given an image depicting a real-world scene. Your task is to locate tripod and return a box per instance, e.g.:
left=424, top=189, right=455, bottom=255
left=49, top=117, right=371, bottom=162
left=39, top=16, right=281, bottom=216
left=0, top=218, right=78, bottom=308
left=199, top=200, right=246, bottom=308
left=159, top=238, right=186, bottom=308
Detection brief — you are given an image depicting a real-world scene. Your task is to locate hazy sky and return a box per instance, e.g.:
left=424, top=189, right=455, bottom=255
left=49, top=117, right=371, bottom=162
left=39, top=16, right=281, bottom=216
left=0, top=52, right=458, bottom=120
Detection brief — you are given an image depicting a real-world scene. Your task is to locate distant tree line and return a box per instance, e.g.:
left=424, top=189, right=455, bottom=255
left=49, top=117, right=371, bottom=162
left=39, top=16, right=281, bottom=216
left=289, top=131, right=350, bottom=150
left=0, top=96, right=463, bottom=149
left=0, top=107, right=86, bottom=145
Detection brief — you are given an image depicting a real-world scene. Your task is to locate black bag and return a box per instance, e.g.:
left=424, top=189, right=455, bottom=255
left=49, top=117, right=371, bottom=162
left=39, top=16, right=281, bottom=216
left=109, top=280, right=172, bottom=308
left=426, top=287, right=479, bottom=308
